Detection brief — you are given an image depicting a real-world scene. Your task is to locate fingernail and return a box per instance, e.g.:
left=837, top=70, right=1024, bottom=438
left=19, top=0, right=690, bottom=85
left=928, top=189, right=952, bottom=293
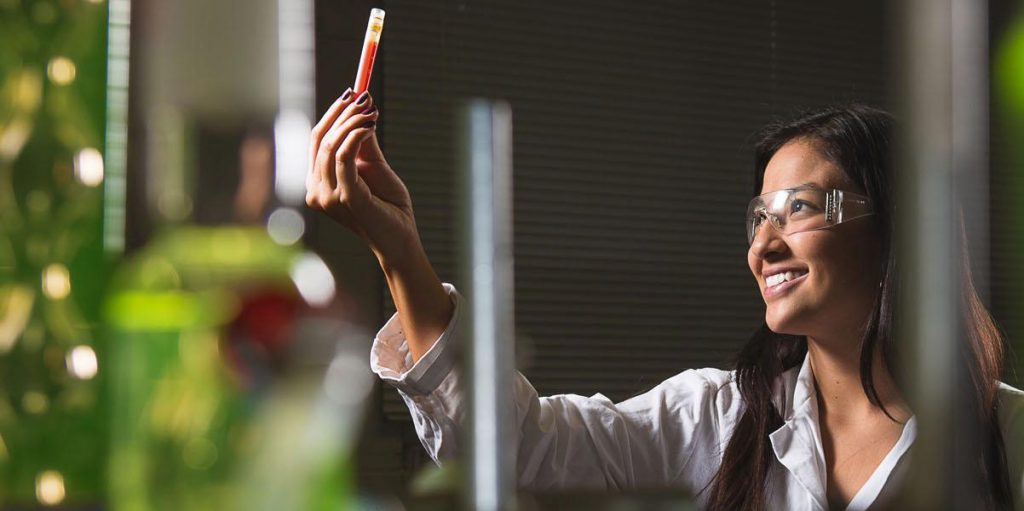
left=361, top=121, right=376, bottom=129
left=340, top=88, right=353, bottom=101
left=355, top=91, right=369, bottom=105
left=362, top=105, right=378, bottom=116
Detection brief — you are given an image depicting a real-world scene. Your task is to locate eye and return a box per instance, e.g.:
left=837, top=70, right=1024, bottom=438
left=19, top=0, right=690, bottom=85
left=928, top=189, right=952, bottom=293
left=789, top=199, right=818, bottom=215
left=752, top=208, right=768, bottom=226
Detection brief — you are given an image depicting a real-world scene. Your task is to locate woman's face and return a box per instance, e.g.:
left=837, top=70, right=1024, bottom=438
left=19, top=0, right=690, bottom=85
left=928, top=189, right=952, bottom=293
left=747, top=138, right=881, bottom=339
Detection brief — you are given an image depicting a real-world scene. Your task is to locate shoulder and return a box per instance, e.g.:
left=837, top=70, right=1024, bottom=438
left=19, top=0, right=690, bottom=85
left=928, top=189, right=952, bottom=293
left=659, top=367, right=737, bottom=399
left=997, top=381, right=1024, bottom=492
left=645, top=367, right=744, bottom=423
left=614, top=366, right=739, bottom=413
left=998, top=382, right=1024, bottom=432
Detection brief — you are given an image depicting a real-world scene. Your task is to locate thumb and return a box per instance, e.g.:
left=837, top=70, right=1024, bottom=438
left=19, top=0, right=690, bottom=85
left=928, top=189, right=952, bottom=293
left=357, top=130, right=387, bottom=163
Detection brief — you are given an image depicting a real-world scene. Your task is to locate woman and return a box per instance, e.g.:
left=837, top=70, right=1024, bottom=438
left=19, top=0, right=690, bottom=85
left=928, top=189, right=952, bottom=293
left=305, top=92, right=1024, bottom=510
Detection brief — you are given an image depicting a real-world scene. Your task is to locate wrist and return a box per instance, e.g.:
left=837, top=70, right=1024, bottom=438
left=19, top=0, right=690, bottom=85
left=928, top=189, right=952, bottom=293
left=375, top=235, right=425, bottom=276
left=374, top=237, right=454, bottom=364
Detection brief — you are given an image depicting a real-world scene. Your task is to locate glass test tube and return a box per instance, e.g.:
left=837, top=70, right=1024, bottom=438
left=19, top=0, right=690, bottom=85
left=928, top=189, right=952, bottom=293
left=354, top=8, right=385, bottom=94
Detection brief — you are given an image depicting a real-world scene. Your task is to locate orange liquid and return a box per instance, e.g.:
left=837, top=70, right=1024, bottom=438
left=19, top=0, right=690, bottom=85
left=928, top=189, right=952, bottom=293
left=355, top=39, right=378, bottom=93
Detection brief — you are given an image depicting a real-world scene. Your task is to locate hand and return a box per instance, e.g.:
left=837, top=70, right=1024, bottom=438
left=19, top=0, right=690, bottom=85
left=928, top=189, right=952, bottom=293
left=306, top=89, right=419, bottom=264
left=306, top=89, right=453, bottom=361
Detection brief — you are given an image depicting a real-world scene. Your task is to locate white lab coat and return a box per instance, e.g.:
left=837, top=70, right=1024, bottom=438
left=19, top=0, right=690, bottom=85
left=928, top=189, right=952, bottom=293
left=370, top=284, right=1024, bottom=510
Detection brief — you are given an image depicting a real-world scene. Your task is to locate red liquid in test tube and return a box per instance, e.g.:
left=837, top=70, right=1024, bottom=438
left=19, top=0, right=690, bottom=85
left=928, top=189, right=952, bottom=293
left=354, top=8, right=385, bottom=94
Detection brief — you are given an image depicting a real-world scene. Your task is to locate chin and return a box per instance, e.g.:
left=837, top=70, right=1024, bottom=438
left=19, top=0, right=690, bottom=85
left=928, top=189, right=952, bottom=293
left=764, top=306, right=810, bottom=336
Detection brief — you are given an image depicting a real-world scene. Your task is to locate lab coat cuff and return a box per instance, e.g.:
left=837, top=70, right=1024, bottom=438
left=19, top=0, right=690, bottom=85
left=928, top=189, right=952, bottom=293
left=370, top=283, right=461, bottom=396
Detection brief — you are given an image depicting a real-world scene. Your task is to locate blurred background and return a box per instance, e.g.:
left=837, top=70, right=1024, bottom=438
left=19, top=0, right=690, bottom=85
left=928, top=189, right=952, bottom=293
left=0, top=0, right=1023, bottom=509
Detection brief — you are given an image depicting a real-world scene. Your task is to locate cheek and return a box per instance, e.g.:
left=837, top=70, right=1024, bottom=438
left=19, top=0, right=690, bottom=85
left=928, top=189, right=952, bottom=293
left=803, top=234, right=880, bottom=314
left=826, top=235, right=878, bottom=286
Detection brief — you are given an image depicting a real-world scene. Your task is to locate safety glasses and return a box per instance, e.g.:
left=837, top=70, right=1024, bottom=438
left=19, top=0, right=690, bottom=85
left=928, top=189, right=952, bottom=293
left=746, top=185, right=874, bottom=245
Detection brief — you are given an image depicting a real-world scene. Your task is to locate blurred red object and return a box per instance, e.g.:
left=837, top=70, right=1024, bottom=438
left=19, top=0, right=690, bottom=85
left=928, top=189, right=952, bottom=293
left=224, top=289, right=302, bottom=388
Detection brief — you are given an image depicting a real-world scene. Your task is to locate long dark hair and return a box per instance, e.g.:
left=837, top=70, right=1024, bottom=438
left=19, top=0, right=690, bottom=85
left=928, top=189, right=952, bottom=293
left=702, top=104, right=1012, bottom=510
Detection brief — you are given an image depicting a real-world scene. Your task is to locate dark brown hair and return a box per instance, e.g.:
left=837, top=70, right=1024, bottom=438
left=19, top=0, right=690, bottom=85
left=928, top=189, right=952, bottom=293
left=702, top=104, right=1012, bottom=510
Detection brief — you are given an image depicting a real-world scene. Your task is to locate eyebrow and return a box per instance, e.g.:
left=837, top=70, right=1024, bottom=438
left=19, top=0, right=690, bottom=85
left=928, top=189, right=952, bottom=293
left=755, top=181, right=827, bottom=197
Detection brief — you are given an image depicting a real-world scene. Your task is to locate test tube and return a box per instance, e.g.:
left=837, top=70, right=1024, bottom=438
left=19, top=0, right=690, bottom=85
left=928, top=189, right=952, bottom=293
left=353, top=8, right=385, bottom=94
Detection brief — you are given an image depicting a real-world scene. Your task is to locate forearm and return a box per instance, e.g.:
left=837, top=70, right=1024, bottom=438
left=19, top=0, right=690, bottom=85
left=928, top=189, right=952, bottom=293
left=377, top=239, right=454, bottom=364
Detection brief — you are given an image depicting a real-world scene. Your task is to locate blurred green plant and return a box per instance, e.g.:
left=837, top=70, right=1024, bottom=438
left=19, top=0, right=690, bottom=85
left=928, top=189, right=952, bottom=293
left=106, top=227, right=359, bottom=511
left=0, top=0, right=110, bottom=506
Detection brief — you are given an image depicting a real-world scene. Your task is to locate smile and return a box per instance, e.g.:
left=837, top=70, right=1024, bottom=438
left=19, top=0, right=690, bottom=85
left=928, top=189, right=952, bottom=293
left=763, top=270, right=808, bottom=298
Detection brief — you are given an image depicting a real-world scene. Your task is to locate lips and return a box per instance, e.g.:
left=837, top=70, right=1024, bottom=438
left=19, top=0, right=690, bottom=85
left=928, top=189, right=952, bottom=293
left=762, top=269, right=808, bottom=299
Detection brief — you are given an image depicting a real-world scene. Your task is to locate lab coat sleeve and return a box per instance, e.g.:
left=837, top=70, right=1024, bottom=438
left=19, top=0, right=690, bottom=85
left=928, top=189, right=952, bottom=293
left=369, top=283, right=734, bottom=493
left=997, top=383, right=1024, bottom=510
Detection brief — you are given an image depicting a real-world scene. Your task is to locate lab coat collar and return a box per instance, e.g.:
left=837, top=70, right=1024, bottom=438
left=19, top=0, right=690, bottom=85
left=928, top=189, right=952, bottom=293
left=769, top=353, right=830, bottom=511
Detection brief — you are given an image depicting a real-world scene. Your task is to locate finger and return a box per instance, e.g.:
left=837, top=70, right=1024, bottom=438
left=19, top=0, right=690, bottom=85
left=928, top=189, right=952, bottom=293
left=359, top=145, right=403, bottom=195
left=305, top=164, right=318, bottom=206
left=335, top=123, right=377, bottom=202
left=335, top=90, right=375, bottom=127
left=322, top=101, right=379, bottom=169
left=317, top=105, right=377, bottom=194
left=306, top=155, right=330, bottom=208
left=316, top=123, right=342, bottom=190
left=311, top=88, right=355, bottom=149
left=357, top=127, right=386, bottom=163
left=316, top=92, right=376, bottom=186
left=309, top=88, right=355, bottom=183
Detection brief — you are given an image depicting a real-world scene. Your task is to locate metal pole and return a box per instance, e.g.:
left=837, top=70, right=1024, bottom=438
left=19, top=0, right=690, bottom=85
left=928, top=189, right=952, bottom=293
left=459, top=100, right=516, bottom=511
left=102, top=0, right=132, bottom=254
left=898, top=0, right=987, bottom=507
left=274, top=0, right=315, bottom=206
left=953, top=0, right=991, bottom=302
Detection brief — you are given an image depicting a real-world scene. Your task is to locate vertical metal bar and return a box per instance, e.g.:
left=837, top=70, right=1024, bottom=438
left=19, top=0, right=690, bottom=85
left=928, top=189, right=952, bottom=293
left=102, top=0, right=132, bottom=253
left=950, top=3, right=990, bottom=508
left=274, top=0, right=315, bottom=206
left=898, top=0, right=987, bottom=507
left=459, top=100, right=516, bottom=511
left=953, top=0, right=991, bottom=302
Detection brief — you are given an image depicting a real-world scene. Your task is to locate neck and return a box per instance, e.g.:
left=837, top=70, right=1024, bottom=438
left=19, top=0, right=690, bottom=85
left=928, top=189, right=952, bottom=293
left=806, top=333, right=910, bottom=423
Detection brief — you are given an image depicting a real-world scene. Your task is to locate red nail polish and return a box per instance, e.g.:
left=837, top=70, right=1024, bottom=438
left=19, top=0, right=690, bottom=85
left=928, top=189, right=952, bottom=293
left=355, top=91, right=369, bottom=105
left=341, top=88, right=353, bottom=101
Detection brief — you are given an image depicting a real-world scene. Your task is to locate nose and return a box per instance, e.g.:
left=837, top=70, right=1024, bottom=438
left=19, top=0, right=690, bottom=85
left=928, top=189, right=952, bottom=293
left=748, top=221, right=788, bottom=261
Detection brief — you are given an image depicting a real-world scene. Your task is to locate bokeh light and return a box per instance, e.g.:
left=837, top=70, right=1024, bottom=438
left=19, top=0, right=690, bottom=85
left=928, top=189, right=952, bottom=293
left=22, top=391, right=49, bottom=415
left=289, top=253, right=335, bottom=307
left=41, top=264, right=71, bottom=300
left=74, top=148, right=105, bottom=186
left=266, top=207, right=305, bottom=245
left=46, top=57, right=76, bottom=85
left=35, top=470, right=65, bottom=506
left=324, top=352, right=374, bottom=407
left=66, top=345, right=99, bottom=380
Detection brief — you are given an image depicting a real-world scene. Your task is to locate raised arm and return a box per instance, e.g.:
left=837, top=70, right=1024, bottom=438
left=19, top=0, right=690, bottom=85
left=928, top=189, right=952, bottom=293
left=304, top=89, right=452, bottom=363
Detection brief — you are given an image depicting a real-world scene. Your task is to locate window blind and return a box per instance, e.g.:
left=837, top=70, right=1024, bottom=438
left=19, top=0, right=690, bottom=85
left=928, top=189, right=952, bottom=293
left=375, top=0, right=889, bottom=417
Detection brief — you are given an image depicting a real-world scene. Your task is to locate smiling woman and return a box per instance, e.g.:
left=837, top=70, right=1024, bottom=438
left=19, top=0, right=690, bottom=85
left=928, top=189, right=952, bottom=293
left=712, top=105, right=1016, bottom=510
left=748, top=138, right=883, bottom=337
left=304, top=101, right=1024, bottom=510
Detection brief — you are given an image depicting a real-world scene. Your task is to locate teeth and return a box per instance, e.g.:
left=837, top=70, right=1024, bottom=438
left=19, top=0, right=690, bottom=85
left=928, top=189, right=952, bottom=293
left=765, top=270, right=807, bottom=287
